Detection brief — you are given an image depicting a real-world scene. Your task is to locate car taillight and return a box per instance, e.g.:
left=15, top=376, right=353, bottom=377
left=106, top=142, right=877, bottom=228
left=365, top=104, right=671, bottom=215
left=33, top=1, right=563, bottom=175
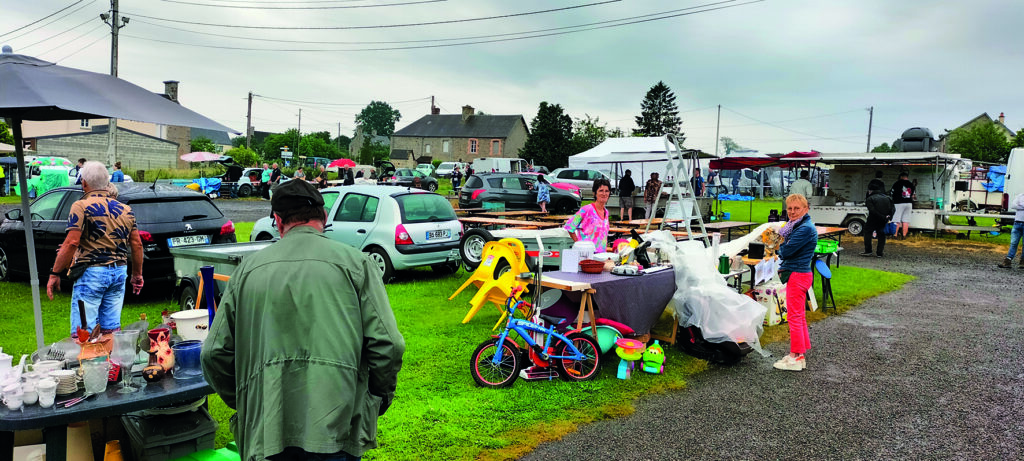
left=139, top=230, right=153, bottom=243
left=395, top=224, right=414, bottom=245
left=221, top=220, right=235, bottom=235
left=1003, top=193, right=1009, bottom=211
left=459, top=221, right=464, bottom=238
left=471, top=190, right=485, bottom=200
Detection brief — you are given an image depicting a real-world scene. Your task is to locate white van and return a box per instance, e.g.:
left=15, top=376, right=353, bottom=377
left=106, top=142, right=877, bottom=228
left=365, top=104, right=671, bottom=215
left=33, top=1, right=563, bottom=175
left=471, top=157, right=528, bottom=174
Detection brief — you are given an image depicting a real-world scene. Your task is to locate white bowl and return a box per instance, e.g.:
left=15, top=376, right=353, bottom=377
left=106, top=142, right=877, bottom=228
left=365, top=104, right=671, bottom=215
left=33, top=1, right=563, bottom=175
left=170, top=309, right=210, bottom=342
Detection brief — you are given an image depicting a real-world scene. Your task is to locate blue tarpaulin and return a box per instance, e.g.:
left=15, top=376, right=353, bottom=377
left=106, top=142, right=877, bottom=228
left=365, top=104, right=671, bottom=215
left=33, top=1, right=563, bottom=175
left=717, top=194, right=755, bottom=201
left=982, top=165, right=1006, bottom=192
left=193, top=177, right=222, bottom=195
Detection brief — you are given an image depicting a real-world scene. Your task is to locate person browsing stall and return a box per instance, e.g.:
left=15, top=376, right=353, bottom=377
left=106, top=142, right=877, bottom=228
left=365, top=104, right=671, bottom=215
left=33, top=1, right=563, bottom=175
left=644, top=172, right=663, bottom=219
left=789, top=170, right=813, bottom=198
left=534, top=174, right=551, bottom=213
left=774, top=193, right=818, bottom=372
left=890, top=171, right=915, bottom=240
left=618, top=169, right=636, bottom=221
left=564, top=178, right=612, bottom=251
left=110, top=161, right=124, bottom=182
left=202, top=179, right=405, bottom=461
left=46, top=161, right=144, bottom=334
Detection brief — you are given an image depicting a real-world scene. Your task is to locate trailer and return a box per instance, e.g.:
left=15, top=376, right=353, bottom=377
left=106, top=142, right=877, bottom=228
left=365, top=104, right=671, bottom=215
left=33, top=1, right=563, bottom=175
left=169, top=240, right=274, bottom=310
left=808, top=152, right=1014, bottom=235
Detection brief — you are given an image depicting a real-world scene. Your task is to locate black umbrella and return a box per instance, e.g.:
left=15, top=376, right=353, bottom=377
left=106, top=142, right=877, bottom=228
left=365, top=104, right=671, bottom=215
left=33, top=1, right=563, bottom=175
left=0, top=46, right=237, bottom=348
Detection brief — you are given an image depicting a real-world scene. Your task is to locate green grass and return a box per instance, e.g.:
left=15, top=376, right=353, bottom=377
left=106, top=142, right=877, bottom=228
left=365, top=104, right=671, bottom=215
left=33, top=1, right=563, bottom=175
left=0, top=195, right=22, bottom=205
left=717, top=199, right=783, bottom=224
left=0, top=238, right=913, bottom=460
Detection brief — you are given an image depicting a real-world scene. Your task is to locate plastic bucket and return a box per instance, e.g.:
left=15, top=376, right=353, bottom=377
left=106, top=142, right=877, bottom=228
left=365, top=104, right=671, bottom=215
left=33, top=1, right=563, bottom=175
left=581, top=325, right=622, bottom=354
left=172, top=340, right=203, bottom=379
left=170, top=309, right=210, bottom=342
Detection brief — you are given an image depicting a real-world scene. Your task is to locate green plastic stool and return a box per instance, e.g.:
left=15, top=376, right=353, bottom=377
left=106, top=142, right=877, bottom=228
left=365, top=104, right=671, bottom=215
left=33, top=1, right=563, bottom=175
left=169, top=442, right=240, bottom=461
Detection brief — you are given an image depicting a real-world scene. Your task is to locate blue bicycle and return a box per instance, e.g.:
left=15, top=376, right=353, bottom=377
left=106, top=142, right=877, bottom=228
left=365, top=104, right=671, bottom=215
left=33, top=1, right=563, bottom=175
left=470, top=286, right=602, bottom=388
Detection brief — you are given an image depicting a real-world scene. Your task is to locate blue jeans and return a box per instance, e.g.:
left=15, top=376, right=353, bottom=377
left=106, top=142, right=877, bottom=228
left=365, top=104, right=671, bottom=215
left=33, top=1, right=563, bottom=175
left=70, top=265, right=127, bottom=335
left=1008, top=222, right=1024, bottom=259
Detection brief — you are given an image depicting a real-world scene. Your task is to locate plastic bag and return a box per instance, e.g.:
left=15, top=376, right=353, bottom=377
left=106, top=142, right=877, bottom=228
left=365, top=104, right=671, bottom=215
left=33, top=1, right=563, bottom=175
left=645, top=231, right=768, bottom=356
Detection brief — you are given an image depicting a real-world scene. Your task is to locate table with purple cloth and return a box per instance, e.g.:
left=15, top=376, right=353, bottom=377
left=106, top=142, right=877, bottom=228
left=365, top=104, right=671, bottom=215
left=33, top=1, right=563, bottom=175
left=537, top=268, right=676, bottom=336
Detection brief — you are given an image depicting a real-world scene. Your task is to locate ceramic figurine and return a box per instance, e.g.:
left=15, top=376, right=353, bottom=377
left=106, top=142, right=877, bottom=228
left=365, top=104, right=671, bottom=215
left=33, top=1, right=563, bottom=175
left=147, top=327, right=175, bottom=372
left=142, top=349, right=165, bottom=382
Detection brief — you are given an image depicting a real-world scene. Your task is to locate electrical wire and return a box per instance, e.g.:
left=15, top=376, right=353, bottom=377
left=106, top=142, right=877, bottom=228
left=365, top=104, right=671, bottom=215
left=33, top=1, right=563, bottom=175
left=157, top=0, right=446, bottom=9
left=2, top=0, right=98, bottom=44
left=123, top=0, right=621, bottom=30
left=687, top=108, right=867, bottom=130
left=19, top=17, right=96, bottom=51
left=120, top=0, right=763, bottom=52
left=255, top=95, right=430, bottom=107
left=36, top=24, right=106, bottom=59
left=52, top=29, right=109, bottom=62
left=722, top=106, right=864, bottom=145
left=0, top=0, right=87, bottom=39
left=128, top=0, right=736, bottom=46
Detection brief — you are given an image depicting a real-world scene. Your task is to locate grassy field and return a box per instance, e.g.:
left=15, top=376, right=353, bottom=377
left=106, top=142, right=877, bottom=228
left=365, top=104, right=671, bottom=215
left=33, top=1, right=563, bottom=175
left=1, top=217, right=915, bottom=459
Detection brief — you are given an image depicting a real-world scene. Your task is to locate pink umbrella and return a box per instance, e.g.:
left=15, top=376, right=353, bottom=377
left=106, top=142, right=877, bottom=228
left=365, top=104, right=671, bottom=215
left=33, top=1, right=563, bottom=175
left=328, top=158, right=357, bottom=168
left=181, top=151, right=222, bottom=162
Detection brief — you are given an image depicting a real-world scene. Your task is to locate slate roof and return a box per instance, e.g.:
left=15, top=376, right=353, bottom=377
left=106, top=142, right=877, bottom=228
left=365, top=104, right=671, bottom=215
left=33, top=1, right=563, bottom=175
left=191, top=127, right=232, bottom=145
left=390, top=149, right=412, bottom=160
left=393, top=114, right=526, bottom=138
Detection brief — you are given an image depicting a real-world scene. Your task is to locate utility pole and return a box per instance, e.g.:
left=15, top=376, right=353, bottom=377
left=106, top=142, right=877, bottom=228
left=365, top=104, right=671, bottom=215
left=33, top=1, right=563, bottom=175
left=714, top=104, right=721, bottom=157
left=866, top=106, right=874, bottom=152
left=101, top=0, right=128, bottom=166
left=245, top=91, right=253, bottom=149
left=296, top=108, right=301, bottom=158
left=337, top=122, right=341, bottom=150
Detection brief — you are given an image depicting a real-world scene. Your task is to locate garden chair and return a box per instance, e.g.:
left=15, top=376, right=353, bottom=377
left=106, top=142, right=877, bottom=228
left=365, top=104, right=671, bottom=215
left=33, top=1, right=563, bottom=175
left=448, top=240, right=530, bottom=323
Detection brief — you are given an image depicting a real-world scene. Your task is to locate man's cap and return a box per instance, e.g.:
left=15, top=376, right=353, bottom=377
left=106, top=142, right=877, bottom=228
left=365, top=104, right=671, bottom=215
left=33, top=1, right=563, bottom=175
left=271, top=179, right=324, bottom=212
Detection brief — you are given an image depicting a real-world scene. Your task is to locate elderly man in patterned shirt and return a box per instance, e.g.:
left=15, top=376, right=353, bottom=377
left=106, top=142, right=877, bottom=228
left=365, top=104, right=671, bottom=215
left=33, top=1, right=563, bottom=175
left=47, top=161, right=144, bottom=335
left=644, top=172, right=663, bottom=219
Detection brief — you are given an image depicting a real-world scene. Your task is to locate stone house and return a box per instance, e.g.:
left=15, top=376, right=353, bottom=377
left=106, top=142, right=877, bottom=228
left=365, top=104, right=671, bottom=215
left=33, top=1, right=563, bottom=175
left=391, top=105, right=529, bottom=164
left=937, top=112, right=1017, bottom=152
left=34, top=125, right=179, bottom=170
left=389, top=149, right=415, bottom=169
left=349, top=126, right=391, bottom=158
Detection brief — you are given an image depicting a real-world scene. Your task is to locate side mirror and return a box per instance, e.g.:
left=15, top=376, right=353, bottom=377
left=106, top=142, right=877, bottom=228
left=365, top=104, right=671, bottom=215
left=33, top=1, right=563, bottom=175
left=5, top=209, right=22, bottom=221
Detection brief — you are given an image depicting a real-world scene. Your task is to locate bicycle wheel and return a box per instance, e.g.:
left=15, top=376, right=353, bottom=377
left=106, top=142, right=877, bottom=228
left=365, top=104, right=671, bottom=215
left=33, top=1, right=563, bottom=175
left=554, top=333, right=602, bottom=382
left=470, top=338, right=522, bottom=388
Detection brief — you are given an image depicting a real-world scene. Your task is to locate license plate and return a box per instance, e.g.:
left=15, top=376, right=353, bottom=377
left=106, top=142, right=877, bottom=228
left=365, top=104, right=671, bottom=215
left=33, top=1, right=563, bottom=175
left=168, top=235, right=210, bottom=248
left=426, top=229, right=451, bottom=240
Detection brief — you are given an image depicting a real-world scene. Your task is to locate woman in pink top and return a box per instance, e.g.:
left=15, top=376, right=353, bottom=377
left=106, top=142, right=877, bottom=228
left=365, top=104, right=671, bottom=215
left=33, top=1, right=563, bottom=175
left=564, top=178, right=612, bottom=251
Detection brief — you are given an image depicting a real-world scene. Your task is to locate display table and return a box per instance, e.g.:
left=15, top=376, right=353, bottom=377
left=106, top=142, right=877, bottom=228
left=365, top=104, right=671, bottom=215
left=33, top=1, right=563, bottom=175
left=702, top=221, right=757, bottom=240
left=0, top=376, right=213, bottom=461
left=458, top=217, right=562, bottom=230
left=537, top=268, right=676, bottom=336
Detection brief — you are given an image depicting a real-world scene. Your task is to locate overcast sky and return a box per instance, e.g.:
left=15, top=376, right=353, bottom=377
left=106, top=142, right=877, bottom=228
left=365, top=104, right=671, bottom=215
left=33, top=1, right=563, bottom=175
left=3, top=0, right=1022, bottom=156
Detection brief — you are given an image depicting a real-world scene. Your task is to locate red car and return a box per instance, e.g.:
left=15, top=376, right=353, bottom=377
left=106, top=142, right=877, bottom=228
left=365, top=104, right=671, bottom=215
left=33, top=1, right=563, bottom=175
left=519, top=172, right=581, bottom=196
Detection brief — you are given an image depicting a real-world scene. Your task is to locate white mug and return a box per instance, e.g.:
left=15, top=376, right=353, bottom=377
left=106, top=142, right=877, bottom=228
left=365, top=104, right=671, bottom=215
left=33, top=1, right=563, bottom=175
left=3, top=392, right=23, bottom=411
left=22, top=389, right=37, bottom=405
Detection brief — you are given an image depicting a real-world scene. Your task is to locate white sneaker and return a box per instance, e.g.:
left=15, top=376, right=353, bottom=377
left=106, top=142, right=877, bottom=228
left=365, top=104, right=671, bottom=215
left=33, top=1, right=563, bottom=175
left=773, top=355, right=806, bottom=371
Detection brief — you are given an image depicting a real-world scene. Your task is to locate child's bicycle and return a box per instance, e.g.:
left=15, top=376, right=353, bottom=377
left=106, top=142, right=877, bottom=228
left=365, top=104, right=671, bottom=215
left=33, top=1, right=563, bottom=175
left=469, top=285, right=602, bottom=388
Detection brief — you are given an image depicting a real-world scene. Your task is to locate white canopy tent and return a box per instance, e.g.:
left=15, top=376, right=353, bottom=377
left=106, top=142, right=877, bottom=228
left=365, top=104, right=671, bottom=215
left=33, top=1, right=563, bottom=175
left=568, top=137, right=716, bottom=185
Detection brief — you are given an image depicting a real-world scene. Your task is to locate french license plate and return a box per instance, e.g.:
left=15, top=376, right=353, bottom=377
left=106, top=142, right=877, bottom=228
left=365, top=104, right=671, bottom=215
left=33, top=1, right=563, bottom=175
left=426, top=229, right=451, bottom=240
left=168, top=235, right=211, bottom=248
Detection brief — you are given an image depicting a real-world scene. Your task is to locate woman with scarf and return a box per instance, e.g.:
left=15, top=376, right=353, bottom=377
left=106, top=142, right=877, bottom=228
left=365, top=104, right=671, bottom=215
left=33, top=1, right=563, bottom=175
left=774, top=193, right=818, bottom=371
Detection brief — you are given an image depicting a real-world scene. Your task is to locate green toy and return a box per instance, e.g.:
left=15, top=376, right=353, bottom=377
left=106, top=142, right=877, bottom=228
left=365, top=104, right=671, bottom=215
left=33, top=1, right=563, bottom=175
left=642, top=340, right=665, bottom=374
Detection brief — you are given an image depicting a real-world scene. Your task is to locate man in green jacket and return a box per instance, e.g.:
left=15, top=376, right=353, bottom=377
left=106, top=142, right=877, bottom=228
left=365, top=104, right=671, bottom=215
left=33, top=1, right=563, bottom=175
left=201, top=179, right=405, bottom=461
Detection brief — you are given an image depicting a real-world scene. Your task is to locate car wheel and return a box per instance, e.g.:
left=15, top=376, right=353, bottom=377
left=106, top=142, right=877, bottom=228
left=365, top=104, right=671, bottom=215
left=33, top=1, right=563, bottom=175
left=460, top=228, right=495, bottom=271
left=366, top=247, right=394, bottom=282
left=237, top=184, right=252, bottom=198
left=0, top=244, right=9, bottom=281
left=555, top=199, right=578, bottom=214
left=431, top=260, right=460, bottom=274
left=426, top=182, right=438, bottom=192
left=845, top=218, right=865, bottom=236
left=179, top=284, right=198, bottom=310
left=254, top=232, right=275, bottom=241
left=492, top=257, right=511, bottom=279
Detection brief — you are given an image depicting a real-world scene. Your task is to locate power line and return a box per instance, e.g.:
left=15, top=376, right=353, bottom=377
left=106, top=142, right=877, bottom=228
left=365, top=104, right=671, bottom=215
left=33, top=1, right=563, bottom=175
left=123, top=0, right=621, bottom=30
left=129, top=1, right=735, bottom=46
left=120, top=0, right=764, bottom=52
left=255, top=94, right=430, bottom=107
left=722, top=106, right=864, bottom=145
left=688, top=108, right=866, bottom=130
left=53, top=29, right=109, bottom=62
left=19, top=17, right=96, bottom=51
left=0, top=0, right=87, bottom=39
left=3, top=0, right=97, bottom=43
left=158, top=0, right=446, bottom=9
left=37, top=24, right=106, bottom=59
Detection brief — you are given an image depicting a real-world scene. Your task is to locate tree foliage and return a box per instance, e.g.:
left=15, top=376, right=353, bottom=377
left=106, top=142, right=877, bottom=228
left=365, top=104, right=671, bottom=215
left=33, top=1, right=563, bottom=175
left=720, top=137, right=743, bottom=155
left=520, top=102, right=573, bottom=169
left=231, top=136, right=246, bottom=148
left=358, top=140, right=390, bottom=165
left=633, top=81, right=683, bottom=140
left=947, top=122, right=1011, bottom=163
left=333, top=134, right=352, bottom=153
left=1012, top=129, right=1024, bottom=149
left=299, top=135, right=342, bottom=159
left=262, top=129, right=301, bottom=160
left=871, top=142, right=899, bottom=153
left=190, top=136, right=219, bottom=154
left=355, top=101, right=402, bottom=137
left=0, top=121, right=14, bottom=145
left=224, top=147, right=260, bottom=167
left=570, top=115, right=616, bottom=155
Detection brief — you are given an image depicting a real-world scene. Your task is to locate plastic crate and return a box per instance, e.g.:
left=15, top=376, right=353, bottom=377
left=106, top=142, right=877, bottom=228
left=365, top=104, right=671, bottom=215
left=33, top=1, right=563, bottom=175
left=168, top=443, right=240, bottom=461
left=121, top=407, right=218, bottom=461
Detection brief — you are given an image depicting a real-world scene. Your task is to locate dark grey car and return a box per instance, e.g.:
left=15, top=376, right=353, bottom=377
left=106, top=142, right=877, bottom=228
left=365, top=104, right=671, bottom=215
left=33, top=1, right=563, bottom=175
left=458, top=173, right=581, bottom=213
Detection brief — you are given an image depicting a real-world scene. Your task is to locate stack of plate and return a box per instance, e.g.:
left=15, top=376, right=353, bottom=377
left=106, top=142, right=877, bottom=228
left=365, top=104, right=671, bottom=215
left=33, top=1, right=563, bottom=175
left=49, top=370, right=78, bottom=396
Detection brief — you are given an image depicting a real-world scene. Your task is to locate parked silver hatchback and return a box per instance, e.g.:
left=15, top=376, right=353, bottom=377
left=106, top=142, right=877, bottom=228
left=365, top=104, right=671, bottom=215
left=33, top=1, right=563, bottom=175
left=251, top=185, right=463, bottom=281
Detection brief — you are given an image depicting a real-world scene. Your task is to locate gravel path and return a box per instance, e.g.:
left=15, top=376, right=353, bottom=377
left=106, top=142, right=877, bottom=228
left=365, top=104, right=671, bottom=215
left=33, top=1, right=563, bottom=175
left=524, top=239, right=1024, bottom=459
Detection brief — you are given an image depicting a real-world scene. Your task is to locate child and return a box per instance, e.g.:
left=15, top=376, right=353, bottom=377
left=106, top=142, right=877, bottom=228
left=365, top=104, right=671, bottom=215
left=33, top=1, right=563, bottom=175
left=535, top=175, right=551, bottom=213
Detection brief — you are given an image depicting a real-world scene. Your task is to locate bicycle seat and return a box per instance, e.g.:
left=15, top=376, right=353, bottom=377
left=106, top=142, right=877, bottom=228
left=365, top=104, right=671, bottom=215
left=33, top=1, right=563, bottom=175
left=539, top=314, right=566, bottom=327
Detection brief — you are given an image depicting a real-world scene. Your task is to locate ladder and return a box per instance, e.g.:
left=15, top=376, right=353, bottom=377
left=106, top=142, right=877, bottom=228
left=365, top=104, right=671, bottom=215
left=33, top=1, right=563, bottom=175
left=643, top=134, right=710, bottom=246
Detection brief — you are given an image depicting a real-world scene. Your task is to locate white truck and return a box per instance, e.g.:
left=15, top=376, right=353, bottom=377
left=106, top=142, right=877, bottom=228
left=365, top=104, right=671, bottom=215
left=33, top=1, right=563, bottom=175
left=808, top=152, right=1016, bottom=235
left=471, top=157, right=529, bottom=174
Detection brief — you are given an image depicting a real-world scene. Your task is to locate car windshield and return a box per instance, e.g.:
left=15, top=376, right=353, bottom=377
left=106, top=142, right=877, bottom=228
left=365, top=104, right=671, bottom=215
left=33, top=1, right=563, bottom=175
left=395, top=193, right=457, bottom=223
left=130, top=198, right=224, bottom=224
